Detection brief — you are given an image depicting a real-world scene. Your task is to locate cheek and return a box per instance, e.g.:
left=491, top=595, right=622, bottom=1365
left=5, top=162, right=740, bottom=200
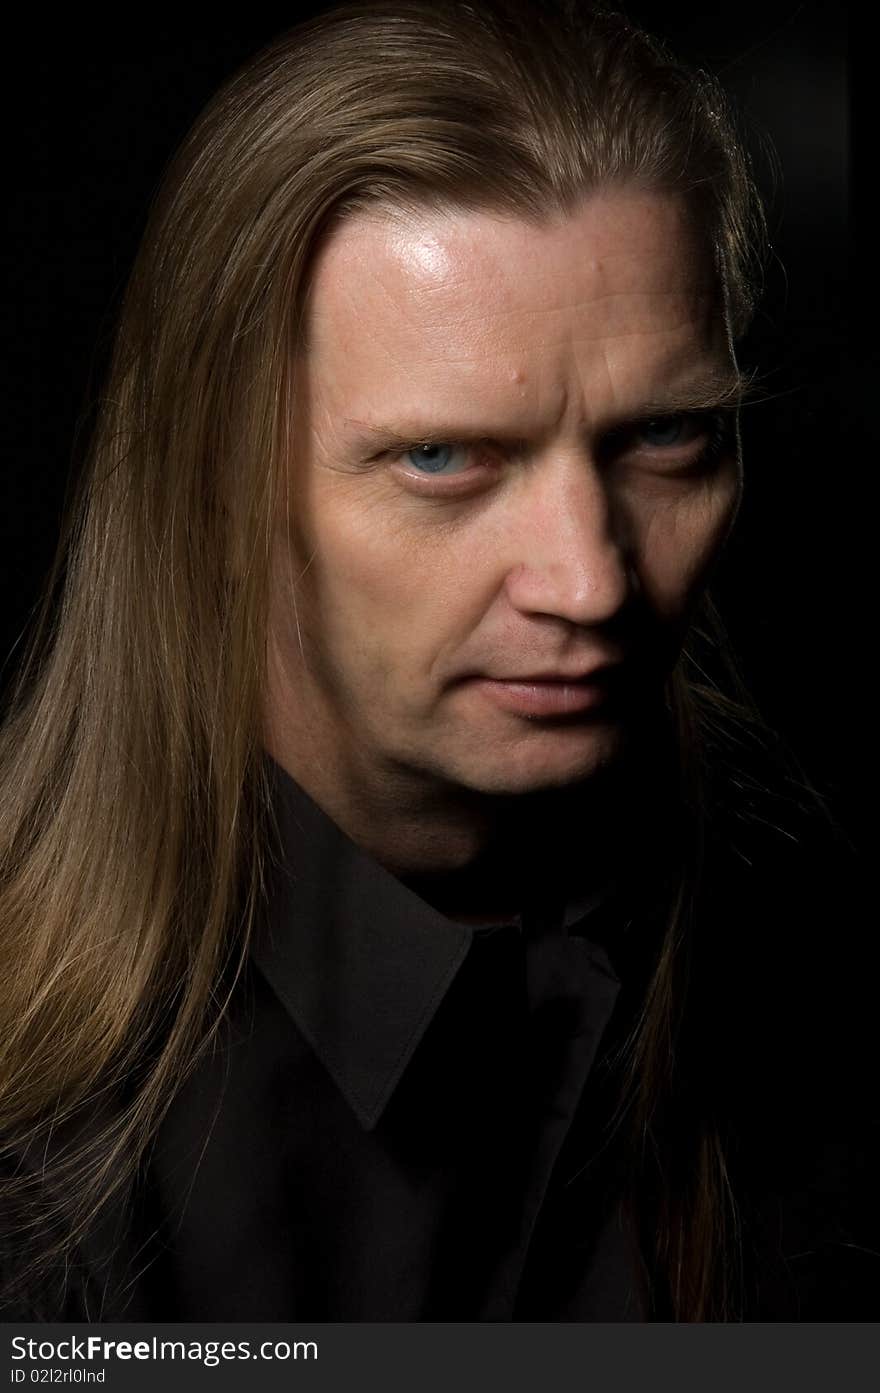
left=636, top=474, right=739, bottom=615
left=299, top=489, right=462, bottom=661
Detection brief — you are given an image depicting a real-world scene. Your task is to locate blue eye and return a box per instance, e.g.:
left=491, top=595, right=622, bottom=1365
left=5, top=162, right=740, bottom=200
left=404, top=442, right=467, bottom=474
left=638, top=415, right=689, bottom=447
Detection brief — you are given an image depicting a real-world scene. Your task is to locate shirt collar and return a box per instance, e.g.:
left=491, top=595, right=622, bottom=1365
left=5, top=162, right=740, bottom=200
left=253, top=758, right=473, bottom=1130
left=252, top=757, right=628, bottom=1131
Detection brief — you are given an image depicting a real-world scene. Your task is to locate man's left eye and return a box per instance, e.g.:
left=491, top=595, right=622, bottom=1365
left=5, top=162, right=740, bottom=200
left=636, top=415, right=694, bottom=448
left=403, top=442, right=470, bottom=475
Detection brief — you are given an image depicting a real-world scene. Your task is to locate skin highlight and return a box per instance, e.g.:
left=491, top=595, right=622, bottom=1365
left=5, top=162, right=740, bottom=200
left=264, top=190, right=742, bottom=921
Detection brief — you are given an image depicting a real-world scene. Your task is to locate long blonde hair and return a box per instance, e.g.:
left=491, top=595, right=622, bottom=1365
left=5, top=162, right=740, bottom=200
left=0, top=0, right=815, bottom=1319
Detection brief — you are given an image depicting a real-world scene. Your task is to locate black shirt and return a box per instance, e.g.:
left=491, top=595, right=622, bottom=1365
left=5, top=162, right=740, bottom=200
left=111, top=759, right=646, bottom=1320
left=3, top=756, right=878, bottom=1321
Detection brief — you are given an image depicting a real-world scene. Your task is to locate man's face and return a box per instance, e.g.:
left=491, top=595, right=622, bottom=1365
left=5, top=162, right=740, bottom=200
left=266, top=191, right=741, bottom=807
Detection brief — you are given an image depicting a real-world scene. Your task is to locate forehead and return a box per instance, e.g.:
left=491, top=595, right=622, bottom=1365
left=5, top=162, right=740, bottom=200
left=300, top=191, right=728, bottom=427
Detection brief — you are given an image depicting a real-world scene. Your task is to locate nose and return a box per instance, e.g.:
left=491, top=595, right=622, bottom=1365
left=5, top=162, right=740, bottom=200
left=503, top=454, right=635, bottom=627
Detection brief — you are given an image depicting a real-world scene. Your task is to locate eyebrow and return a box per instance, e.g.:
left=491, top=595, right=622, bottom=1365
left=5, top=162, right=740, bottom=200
left=346, top=366, right=758, bottom=456
left=626, top=365, right=758, bottom=415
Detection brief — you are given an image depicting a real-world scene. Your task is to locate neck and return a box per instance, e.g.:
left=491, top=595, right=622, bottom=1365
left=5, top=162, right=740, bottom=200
left=394, top=777, right=623, bottom=924
left=265, top=732, right=679, bottom=928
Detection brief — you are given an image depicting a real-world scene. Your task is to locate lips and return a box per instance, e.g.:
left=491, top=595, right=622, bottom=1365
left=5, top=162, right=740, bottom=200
left=466, top=667, right=623, bottom=718
left=495, top=667, right=618, bottom=683
left=477, top=658, right=626, bottom=683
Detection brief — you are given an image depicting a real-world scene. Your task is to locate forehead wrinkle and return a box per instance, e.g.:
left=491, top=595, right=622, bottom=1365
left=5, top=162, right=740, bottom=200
left=358, top=281, right=719, bottom=369
left=383, top=247, right=715, bottom=337
left=315, top=297, right=717, bottom=381
left=308, top=208, right=719, bottom=369
left=395, top=282, right=715, bottom=333
left=365, top=316, right=723, bottom=396
left=326, top=313, right=732, bottom=432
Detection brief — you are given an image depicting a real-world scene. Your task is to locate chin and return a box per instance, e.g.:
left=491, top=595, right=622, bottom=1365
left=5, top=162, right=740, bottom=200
left=448, top=723, right=630, bottom=797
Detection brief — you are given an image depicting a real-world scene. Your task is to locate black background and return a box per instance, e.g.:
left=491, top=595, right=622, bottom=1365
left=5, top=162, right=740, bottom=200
left=2, top=4, right=864, bottom=845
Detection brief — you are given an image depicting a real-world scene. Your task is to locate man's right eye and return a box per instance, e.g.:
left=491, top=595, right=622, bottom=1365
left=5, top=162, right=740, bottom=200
left=402, top=442, right=471, bottom=475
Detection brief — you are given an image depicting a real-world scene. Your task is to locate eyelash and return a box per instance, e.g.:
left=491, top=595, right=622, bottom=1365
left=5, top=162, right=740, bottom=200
left=618, top=410, right=734, bottom=470
left=391, top=410, right=734, bottom=489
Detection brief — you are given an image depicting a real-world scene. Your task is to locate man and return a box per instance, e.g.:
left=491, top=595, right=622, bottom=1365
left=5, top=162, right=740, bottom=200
left=264, top=193, right=739, bottom=923
left=0, top=0, right=874, bottom=1322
